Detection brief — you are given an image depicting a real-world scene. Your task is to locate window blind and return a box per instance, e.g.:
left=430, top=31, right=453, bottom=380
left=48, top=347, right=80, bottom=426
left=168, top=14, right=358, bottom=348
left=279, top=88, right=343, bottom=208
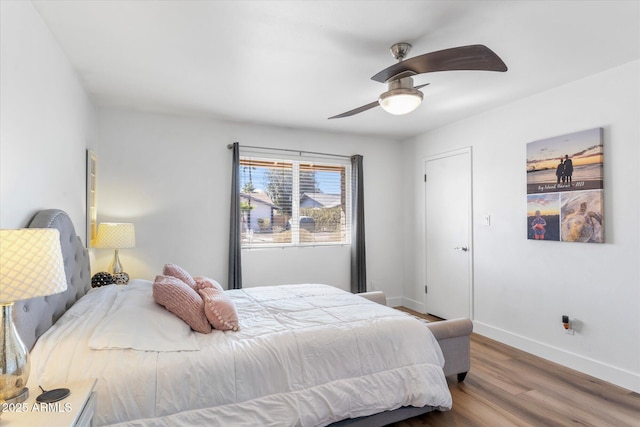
left=239, top=155, right=351, bottom=248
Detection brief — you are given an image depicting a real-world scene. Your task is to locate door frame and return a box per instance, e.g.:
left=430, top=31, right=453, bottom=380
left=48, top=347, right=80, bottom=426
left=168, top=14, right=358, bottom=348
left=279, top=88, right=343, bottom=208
left=422, top=146, right=474, bottom=319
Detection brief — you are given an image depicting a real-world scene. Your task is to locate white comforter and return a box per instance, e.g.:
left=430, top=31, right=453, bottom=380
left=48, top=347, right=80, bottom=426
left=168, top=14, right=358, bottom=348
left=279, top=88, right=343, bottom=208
left=30, top=281, right=452, bottom=426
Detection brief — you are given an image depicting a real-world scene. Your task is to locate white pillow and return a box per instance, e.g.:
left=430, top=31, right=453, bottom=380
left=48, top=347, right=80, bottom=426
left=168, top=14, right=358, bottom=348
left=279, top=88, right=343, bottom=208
left=89, top=279, right=199, bottom=352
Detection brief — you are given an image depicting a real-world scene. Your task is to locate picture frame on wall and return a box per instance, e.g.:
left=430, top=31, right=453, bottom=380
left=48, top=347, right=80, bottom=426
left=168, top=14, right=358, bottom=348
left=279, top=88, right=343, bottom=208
left=86, top=149, right=98, bottom=248
left=526, top=127, right=604, bottom=243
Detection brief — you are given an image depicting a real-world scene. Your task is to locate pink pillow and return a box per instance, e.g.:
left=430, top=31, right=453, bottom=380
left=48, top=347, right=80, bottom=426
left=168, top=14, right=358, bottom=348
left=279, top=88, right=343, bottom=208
left=163, top=264, right=197, bottom=289
left=199, top=288, right=240, bottom=331
left=153, top=275, right=211, bottom=334
left=194, top=276, right=224, bottom=292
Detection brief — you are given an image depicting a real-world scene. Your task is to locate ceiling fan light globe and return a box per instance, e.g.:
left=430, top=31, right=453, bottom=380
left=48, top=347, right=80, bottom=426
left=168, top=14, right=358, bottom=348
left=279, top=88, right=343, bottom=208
left=378, top=89, right=423, bottom=115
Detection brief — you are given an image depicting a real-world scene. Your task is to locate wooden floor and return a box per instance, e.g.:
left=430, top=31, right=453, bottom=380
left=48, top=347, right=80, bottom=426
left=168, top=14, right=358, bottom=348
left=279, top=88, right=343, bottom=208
left=391, top=308, right=640, bottom=427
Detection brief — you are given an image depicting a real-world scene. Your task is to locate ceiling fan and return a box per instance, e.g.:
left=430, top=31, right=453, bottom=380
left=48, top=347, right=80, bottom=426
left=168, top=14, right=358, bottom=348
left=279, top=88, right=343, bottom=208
left=328, top=43, right=507, bottom=119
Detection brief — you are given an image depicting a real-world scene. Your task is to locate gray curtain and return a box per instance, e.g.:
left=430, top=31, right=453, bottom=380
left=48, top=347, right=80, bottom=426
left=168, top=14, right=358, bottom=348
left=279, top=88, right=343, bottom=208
left=228, top=142, right=242, bottom=289
left=351, top=155, right=367, bottom=293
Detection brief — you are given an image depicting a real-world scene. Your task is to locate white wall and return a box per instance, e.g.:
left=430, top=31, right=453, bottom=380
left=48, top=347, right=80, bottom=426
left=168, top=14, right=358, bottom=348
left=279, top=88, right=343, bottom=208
left=401, top=61, right=640, bottom=392
left=0, top=1, right=96, bottom=232
left=5, top=0, right=636, bottom=393
left=95, top=108, right=404, bottom=297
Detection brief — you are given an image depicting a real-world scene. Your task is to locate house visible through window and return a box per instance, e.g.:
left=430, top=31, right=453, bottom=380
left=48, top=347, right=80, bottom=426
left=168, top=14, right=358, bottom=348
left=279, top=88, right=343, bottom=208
left=239, top=156, right=351, bottom=247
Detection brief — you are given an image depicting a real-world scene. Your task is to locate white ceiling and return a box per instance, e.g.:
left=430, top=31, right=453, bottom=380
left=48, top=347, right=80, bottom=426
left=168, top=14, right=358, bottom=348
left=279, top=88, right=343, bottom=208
left=33, top=1, right=639, bottom=140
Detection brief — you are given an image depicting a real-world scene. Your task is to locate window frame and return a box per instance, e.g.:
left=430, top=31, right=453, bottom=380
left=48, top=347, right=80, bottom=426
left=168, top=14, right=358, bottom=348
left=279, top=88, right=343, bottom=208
left=239, top=154, right=352, bottom=249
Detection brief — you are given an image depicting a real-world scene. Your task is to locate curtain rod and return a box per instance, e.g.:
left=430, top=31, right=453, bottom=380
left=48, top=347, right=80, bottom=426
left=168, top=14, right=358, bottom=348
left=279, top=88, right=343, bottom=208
left=227, top=143, right=352, bottom=160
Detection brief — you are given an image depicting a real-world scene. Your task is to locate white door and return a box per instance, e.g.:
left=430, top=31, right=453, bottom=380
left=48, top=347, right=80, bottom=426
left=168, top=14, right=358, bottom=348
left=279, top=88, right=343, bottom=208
left=424, top=148, right=472, bottom=319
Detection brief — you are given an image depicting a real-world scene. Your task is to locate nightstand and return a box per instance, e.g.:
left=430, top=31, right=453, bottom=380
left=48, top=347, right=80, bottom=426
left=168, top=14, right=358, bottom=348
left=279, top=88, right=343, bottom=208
left=1, top=378, right=97, bottom=426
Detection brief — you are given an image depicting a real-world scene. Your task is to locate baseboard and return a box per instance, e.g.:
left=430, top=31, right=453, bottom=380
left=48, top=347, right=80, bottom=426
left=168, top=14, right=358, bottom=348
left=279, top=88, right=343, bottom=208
left=385, top=296, right=404, bottom=308
left=474, top=321, right=640, bottom=393
left=387, top=296, right=424, bottom=312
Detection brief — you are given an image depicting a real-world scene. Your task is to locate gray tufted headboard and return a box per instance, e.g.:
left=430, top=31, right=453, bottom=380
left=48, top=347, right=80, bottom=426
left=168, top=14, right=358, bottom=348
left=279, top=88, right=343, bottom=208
left=13, top=209, right=91, bottom=351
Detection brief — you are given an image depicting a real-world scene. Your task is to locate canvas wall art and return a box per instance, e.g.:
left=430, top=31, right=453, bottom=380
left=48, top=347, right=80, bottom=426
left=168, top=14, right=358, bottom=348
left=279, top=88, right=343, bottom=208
left=526, top=128, right=603, bottom=243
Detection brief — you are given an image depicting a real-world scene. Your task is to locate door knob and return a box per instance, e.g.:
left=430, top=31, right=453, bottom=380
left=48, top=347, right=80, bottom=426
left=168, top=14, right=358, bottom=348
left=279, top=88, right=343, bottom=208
left=454, top=246, right=468, bottom=252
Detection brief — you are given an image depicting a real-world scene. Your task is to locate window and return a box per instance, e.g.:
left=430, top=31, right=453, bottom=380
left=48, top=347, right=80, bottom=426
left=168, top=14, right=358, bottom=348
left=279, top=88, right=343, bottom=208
left=239, top=155, right=351, bottom=248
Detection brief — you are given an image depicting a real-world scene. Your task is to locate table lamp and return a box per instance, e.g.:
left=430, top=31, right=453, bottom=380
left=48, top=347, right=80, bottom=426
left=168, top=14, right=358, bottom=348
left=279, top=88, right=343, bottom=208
left=0, top=229, right=67, bottom=404
left=95, top=223, right=135, bottom=284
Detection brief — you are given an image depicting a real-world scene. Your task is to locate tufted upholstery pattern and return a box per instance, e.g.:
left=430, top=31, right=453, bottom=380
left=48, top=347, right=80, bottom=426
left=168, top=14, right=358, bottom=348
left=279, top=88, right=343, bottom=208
left=13, top=210, right=91, bottom=351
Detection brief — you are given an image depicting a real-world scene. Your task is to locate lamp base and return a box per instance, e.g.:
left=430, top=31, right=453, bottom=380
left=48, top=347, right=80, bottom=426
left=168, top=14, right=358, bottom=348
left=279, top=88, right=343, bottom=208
left=3, top=387, right=28, bottom=404
left=1, top=303, right=30, bottom=404
left=108, top=248, right=123, bottom=274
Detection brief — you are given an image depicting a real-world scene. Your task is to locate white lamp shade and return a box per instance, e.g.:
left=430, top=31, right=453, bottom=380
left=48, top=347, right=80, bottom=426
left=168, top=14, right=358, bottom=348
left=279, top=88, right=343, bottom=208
left=0, top=229, right=68, bottom=302
left=95, top=223, right=136, bottom=249
left=378, top=91, right=423, bottom=115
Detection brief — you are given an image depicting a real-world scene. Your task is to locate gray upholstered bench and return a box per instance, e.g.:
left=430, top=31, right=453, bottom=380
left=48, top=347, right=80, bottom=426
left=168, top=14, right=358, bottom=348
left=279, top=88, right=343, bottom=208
left=358, top=290, right=472, bottom=382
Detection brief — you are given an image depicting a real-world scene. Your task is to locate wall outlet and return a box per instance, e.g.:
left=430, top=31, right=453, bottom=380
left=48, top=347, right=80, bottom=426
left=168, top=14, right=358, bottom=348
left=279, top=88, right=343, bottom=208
left=562, top=315, right=574, bottom=335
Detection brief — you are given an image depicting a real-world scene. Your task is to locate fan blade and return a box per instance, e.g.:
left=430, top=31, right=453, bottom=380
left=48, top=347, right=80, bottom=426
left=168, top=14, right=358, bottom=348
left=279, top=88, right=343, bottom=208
left=328, top=100, right=379, bottom=119
left=371, top=44, right=507, bottom=83
left=329, top=84, right=429, bottom=119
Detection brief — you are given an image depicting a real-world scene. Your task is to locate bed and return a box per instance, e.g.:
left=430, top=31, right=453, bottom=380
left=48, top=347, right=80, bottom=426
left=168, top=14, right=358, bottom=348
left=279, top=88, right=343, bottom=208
left=14, top=209, right=473, bottom=426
